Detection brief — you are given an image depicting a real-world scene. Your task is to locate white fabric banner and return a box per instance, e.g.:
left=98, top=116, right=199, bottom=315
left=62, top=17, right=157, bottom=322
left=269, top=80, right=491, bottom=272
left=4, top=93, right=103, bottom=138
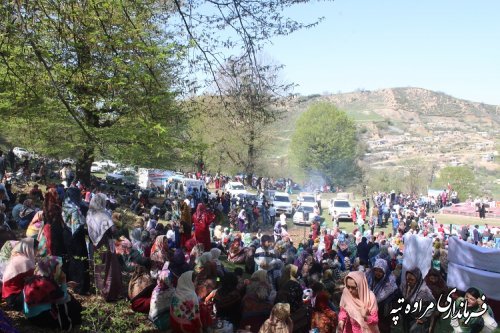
left=448, top=236, right=500, bottom=273
left=402, top=234, right=433, bottom=287
left=447, top=262, right=500, bottom=301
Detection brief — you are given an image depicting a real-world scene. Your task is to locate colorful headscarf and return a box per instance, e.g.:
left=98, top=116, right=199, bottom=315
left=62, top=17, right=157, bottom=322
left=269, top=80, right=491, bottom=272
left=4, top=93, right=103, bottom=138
left=35, top=256, right=65, bottom=286
left=366, top=258, right=398, bottom=302
left=170, top=271, right=200, bottom=321
left=340, top=271, right=379, bottom=333
left=150, top=235, right=169, bottom=265
left=62, top=188, right=86, bottom=236
left=259, top=303, right=292, bottom=333
left=86, top=193, right=113, bottom=246
left=3, top=238, right=35, bottom=283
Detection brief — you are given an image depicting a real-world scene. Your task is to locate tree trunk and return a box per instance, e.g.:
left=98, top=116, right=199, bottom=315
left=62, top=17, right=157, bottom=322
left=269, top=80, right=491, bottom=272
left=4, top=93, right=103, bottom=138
left=245, top=129, right=255, bottom=188
left=76, top=142, right=95, bottom=187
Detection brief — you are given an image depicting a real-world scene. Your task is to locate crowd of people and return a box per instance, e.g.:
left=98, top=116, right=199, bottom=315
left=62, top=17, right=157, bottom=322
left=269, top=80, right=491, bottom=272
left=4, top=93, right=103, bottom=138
left=0, top=165, right=499, bottom=333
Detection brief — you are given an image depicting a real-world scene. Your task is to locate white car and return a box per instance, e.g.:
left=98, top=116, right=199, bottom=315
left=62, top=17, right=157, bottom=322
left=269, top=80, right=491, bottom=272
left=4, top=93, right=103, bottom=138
left=225, top=181, right=248, bottom=197
left=13, top=147, right=30, bottom=159
left=329, top=199, right=352, bottom=221
left=61, top=158, right=75, bottom=165
left=90, top=162, right=103, bottom=173
left=272, top=192, right=293, bottom=217
left=106, top=169, right=137, bottom=185
left=293, top=205, right=316, bottom=225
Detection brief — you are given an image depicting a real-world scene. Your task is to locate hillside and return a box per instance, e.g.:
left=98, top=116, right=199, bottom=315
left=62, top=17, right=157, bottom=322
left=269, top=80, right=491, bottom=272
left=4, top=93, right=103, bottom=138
left=269, top=87, right=499, bottom=191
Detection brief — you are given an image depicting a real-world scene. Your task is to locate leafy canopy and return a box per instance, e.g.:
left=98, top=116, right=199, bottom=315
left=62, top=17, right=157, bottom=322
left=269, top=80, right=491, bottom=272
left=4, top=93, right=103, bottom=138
left=290, top=102, right=360, bottom=186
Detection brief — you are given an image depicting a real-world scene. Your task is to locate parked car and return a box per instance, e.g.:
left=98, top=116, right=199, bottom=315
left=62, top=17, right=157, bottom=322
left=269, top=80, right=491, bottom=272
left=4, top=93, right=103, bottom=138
left=91, top=162, right=103, bottom=173
left=272, top=192, right=293, bottom=217
left=293, top=205, right=316, bottom=225
left=13, top=147, right=30, bottom=159
left=225, top=181, right=248, bottom=197
left=61, top=158, right=75, bottom=165
left=329, top=199, right=353, bottom=221
left=106, top=169, right=137, bottom=186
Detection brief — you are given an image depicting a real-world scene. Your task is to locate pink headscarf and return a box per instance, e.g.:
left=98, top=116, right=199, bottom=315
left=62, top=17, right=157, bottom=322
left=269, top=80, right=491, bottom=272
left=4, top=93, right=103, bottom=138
left=340, top=271, right=379, bottom=333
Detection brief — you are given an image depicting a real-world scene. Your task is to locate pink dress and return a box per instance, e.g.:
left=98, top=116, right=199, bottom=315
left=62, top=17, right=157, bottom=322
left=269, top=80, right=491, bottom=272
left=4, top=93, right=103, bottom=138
left=338, top=307, right=378, bottom=333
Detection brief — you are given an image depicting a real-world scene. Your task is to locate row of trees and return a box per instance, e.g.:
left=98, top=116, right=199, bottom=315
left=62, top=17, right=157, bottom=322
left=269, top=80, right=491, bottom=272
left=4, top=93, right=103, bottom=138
left=0, top=0, right=330, bottom=185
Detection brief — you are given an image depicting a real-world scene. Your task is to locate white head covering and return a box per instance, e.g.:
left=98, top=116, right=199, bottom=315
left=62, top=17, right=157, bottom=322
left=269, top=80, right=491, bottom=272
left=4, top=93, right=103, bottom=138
left=86, top=193, right=114, bottom=246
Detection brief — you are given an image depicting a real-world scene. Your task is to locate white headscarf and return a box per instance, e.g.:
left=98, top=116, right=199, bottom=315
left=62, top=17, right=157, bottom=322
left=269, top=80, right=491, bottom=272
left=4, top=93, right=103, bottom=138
left=86, top=193, right=114, bottom=246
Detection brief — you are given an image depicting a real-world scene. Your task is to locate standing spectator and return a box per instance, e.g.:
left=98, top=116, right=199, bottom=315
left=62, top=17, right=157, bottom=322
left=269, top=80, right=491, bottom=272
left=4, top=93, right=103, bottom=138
left=472, top=225, right=480, bottom=245
left=460, top=225, right=470, bottom=241
left=0, top=150, right=6, bottom=182
left=254, top=235, right=276, bottom=271
left=269, top=204, right=276, bottom=227
left=7, top=148, right=16, bottom=172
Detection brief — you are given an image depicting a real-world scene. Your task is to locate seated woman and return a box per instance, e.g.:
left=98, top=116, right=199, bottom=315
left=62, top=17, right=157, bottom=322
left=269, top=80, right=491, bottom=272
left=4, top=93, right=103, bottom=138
left=227, top=237, right=246, bottom=264
left=170, top=271, right=202, bottom=333
left=149, top=262, right=174, bottom=331
left=150, top=235, right=169, bottom=278
left=311, top=291, right=338, bottom=333
left=128, top=263, right=156, bottom=314
left=23, top=256, right=82, bottom=330
left=214, top=272, right=242, bottom=328
left=2, top=238, right=35, bottom=311
left=240, top=270, right=275, bottom=332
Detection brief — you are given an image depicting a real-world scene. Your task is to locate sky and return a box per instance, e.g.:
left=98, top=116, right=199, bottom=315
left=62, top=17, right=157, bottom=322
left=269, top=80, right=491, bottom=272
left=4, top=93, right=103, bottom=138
left=263, top=0, right=500, bottom=105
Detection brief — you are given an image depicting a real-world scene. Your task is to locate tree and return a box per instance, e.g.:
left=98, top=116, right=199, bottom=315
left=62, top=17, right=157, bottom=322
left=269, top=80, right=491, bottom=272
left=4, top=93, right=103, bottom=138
left=189, top=57, right=292, bottom=183
left=290, top=102, right=361, bottom=186
left=432, top=166, right=479, bottom=200
left=0, top=0, right=186, bottom=184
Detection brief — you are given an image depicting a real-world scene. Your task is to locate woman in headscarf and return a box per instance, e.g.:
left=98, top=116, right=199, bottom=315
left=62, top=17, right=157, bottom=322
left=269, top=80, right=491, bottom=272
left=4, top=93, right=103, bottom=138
left=25, top=211, right=43, bottom=241
left=450, top=287, right=497, bottom=333
left=400, top=267, right=435, bottom=333
left=240, top=270, right=275, bottom=332
left=2, top=238, right=35, bottom=310
left=366, top=258, right=398, bottom=332
left=128, top=264, right=156, bottom=313
left=311, top=291, right=338, bottom=333
left=180, top=200, right=192, bottom=248
left=61, top=186, right=90, bottom=295
left=424, top=268, right=449, bottom=333
left=0, top=240, right=18, bottom=284
left=170, top=271, right=202, bottom=333
left=149, top=262, right=174, bottom=330
left=150, top=235, right=169, bottom=275
left=169, top=248, right=190, bottom=287
left=38, top=187, right=67, bottom=263
left=192, top=203, right=216, bottom=251
left=278, top=264, right=298, bottom=291
left=86, top=193, right=121, bottom=301
left=209, top=247, right=224, bottom=276
left=275, top=274, right=311, bottom=333
left=338, top=271, right=379, bottom=333
left=23, top=256, right=82, bottom=330
left=227, top=237, right=246, bottom=264
left=214, top=272, right=242, bottom=328
left=259, top=303, right=293, bottom=333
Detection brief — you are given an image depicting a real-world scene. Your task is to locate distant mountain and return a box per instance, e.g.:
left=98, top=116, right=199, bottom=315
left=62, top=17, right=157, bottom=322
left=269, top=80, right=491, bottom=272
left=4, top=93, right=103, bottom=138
left=270, top=87, right=499, bottom=174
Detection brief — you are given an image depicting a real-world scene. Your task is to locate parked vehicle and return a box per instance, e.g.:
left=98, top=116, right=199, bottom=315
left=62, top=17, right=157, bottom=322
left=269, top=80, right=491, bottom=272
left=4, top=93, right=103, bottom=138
left=106, top=169, right=137, bottom=186
left=272, top=192, right=293, bottom=217
left=293, top=205, right=316, bottom=225
left=13, top=147, right=30, bottom=159
left=329, top=199, right=353, bottom=221
left=225, top=181, right=248, bottom=197
left=91, top=162, right=103, bottom=173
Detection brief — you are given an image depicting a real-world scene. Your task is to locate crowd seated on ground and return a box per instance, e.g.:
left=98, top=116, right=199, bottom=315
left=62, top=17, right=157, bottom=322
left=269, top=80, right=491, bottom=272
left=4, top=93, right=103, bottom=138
left=0, top=166, right=498, bottom=333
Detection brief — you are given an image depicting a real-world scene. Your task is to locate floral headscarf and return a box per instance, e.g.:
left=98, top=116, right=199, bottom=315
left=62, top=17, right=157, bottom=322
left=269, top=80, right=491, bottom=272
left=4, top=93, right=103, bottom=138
left=150, top=235, right=169, bottom=265
left=35, top=256, right=65, bottom=286
left=170, top=271, right=200, bottom=321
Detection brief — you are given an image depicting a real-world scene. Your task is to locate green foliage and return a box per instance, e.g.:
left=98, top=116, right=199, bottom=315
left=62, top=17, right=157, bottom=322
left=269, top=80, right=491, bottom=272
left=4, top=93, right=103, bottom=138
left=81, top=299, right=154, bottom=333
left=0, top=0, right=187, bottom=183
left=433, top=166, right=479, bottom=200
left=290, top=102, right=361, bottom=186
